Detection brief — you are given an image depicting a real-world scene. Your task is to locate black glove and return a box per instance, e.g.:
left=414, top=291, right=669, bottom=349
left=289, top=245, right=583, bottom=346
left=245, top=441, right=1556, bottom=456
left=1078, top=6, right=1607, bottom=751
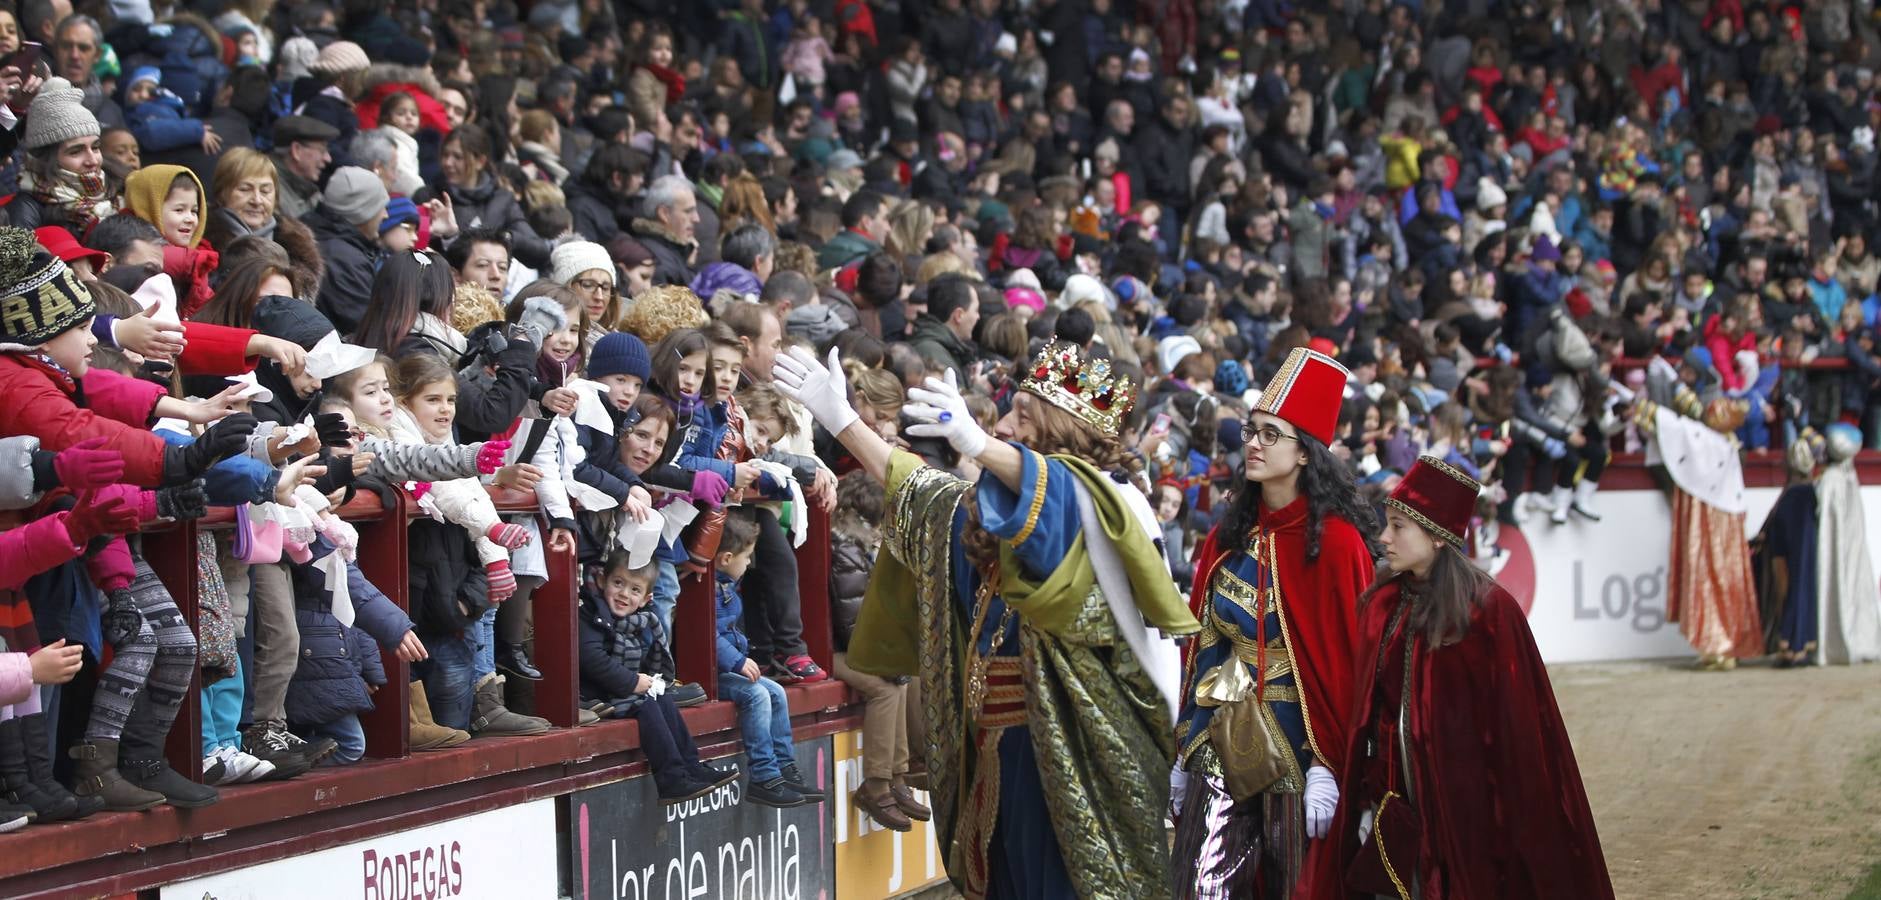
left=311, top=453, right=357, bottom=495
left=155, top=479, right=208, bottom=520
left=102, top=589, right=142, bottom=648
left=313, top=412, right=352, bottom=448
left=162, top=413, right=259, bottom=485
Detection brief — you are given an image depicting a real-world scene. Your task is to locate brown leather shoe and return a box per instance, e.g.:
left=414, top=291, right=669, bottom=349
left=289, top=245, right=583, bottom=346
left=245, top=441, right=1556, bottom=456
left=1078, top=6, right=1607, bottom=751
left=853, top=779, right=912, bottom=832
left=889, top=781, right=932, bottom=821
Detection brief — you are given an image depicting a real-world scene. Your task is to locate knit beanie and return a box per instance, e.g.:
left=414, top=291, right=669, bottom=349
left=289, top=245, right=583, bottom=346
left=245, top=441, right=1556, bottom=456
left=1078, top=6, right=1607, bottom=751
left=551, top=241, right=616, bottom=287
left=126, top=66, right=161, bottom=90
left=587, top=332, right=651, bottom=382
left=124, top=165, right=207, bottom=248
left=381, top=196, right=420, bottom=234
left=0, top=227, right=96, bottom=349
left=310, top=41, right=370, bottom=77
left=23, top=78, right=101, bottom=152
left=277, top=37, right=319, bottom=82
left=323, top=167, right=391, bottom=227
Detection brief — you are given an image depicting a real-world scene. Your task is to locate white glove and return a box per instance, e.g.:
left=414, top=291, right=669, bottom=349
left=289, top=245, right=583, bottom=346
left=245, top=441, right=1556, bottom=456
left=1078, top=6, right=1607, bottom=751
left=772, top=347, right=859, bottom=436
left=904, top=369, right=988, bottom=459
left=1304, top=765, right=1338, bottom=839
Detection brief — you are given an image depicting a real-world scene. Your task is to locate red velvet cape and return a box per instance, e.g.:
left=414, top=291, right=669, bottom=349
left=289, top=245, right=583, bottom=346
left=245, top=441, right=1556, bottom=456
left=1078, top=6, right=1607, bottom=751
left=1324, top=579, right=1615, bottom=900
left=1188, top=499, right=1371, bottom=898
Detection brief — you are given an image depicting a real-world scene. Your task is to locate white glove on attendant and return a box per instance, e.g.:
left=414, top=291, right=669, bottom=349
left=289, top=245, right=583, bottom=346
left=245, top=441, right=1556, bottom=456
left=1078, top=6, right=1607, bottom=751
left=772, top=347, right=859, bottom=435
left=1304, top=765, right=1338, bottom=839
left=904, top=369, right=988, bottom=459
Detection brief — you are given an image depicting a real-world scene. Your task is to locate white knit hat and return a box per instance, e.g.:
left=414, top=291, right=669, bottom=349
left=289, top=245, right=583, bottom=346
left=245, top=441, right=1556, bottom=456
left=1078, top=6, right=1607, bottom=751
left=551, top=241, right=615, bottom=287
left=23, top=78, right=100, bottom=151
left=1476, top=177, right=1508, bottom=211
left=311, top=41, right=370, bottom=77
left=1060, top=273, right=1110, bottom=309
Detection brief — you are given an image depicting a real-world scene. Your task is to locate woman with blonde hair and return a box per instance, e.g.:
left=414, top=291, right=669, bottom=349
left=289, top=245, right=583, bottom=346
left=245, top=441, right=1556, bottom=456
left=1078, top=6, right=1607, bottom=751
left=205, top=147, right=325, bottom=294
left=618, top=284, right=710, bottom=346
left=915, top=251, right=979, bottom=285
left=885, top=199, right=935, bottom=261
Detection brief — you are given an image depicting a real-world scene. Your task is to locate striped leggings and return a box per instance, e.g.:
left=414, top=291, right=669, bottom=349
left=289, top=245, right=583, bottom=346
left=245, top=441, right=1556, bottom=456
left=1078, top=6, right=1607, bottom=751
left=86, top=558, right=197, bottom=743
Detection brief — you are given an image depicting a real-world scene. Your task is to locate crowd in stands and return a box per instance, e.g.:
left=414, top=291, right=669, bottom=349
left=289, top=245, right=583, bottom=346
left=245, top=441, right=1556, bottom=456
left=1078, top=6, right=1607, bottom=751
left=0, top=0, right=1873, bottom=838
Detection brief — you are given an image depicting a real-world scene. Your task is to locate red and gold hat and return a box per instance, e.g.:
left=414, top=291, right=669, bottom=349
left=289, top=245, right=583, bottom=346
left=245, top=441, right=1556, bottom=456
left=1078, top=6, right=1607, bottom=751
left=1251, top=347, right=1349, bottom=445
left=1386, top=455, right=1482, bottom=547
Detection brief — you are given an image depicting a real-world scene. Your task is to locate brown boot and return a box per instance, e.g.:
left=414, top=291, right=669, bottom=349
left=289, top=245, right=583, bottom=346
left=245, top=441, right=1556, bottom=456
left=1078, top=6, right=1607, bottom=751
left=890, top=779, right=932, bottom=821
left=470, top=674, right=550, bottom=736
left=853, top=778, right=912, bottom=832
left=409, top=682, right=470, bottom=751
left=66, top=740, right=164, bottom=812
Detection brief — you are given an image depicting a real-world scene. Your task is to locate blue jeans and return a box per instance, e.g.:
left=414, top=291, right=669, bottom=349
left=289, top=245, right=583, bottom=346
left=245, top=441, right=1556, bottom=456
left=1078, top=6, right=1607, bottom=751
left=472, top=606, right=497, bottom=681
left=306, top=714, right=366, bottom=765
left=716, top=672, right=794, bottom=782
left=652, top=560, right=678, bottom=648
left=415, top=630, right=478, bottom=731
left=201, top=655, right=246, bottom=757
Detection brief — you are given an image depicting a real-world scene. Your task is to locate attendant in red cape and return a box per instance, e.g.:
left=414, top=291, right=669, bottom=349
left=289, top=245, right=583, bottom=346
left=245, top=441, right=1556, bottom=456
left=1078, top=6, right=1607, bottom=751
left=1176, top=347, right=1376, bottom=898
left=1329, top=456, right=1613, bottom=900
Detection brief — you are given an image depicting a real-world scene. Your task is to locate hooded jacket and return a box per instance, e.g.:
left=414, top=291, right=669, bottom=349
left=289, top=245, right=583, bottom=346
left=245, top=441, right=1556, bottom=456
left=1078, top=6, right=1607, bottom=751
left=285, top=538, right=410, bottom=727
left=439, top=175, right=550, bottom=270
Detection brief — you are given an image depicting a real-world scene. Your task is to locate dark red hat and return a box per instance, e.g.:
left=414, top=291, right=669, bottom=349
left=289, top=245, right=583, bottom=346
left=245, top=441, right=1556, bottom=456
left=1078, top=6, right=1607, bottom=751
left=1386, top=455, right=1483, bottom=547
left=1252, top=347, right=1349, bottom=445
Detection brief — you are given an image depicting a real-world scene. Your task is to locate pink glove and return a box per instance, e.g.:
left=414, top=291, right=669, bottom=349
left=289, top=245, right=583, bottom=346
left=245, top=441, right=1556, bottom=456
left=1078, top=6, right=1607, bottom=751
left=86, top=536, right=135, bottom=593
left=53, top=437, right=126, bottom=491
left=485, top=560, right=516, bottom=603
left=475, top=440, right=512, bottom=475
left=485, top=522, right=531, bottom=549
left=408, top=482, right=432, bottom=503
left=690, top=470, right=729, bottom=507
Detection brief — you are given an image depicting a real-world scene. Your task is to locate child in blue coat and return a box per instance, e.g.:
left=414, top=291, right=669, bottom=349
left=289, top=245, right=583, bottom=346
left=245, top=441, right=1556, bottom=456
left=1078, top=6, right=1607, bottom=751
left=713, top=517, right=825, bottom=809
left=123, top=67, right=221, bottom=156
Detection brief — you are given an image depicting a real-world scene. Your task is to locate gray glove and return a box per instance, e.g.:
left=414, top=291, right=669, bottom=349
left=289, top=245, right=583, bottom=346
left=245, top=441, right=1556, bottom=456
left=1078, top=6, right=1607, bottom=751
left=516, top=296, right=569, bottom=348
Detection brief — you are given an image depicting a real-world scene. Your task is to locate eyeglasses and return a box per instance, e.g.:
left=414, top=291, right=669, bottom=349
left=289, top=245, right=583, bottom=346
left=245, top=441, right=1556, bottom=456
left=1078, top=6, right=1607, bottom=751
left=571, top=278, right=613, bottom=294
left=1242, top=424, right=1300, bottom=448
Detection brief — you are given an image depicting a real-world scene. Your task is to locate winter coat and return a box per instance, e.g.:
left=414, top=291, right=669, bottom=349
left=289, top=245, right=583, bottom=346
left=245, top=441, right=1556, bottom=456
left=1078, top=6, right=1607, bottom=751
left=829, top=524, right=874, bottom=651
left=407, top=512, right=489, bottom=637
left=578, top=593, right=675, bottom=708
left=273, top=158, right=321, bottom=221
left=201, top=209, right=326, bottom=302
left=356, top=434, right=485, bottom=484
left=1134, top=117, right=1196, bottom=212
left=690, top=261, right=762, bottom=300
left=629, top=218, right=697, bottom=287
left=389, top=407, right=507, bottom=567
left=285, top=538, right=409, bottom=727
left=815, top=229, right=881, bottom=271
left=714, top=572, right=752, bottom=673
left=564, top=181, right=625, bottom=245
left=0, top=355, right=169, bottom=486
left=437, top=176, right=550, bottom=270
left=675, top=399, right=737, bottom=484
left=908, top=316, right=978, bottom=375
left=407, top=318, right=536, bottom=440
left=126, top=92, right=206, bottom=153
left=308, top=204, right=387, bottom=337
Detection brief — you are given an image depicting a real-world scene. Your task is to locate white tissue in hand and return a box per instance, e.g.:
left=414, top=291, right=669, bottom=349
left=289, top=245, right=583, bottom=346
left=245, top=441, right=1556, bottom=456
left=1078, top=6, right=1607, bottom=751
left=646, top=675, right=667, bottom=698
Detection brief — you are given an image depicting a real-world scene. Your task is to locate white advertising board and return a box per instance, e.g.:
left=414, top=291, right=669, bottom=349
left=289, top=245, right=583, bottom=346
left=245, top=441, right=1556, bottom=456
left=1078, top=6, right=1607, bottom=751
left=160, top=798, right=558, bottom=900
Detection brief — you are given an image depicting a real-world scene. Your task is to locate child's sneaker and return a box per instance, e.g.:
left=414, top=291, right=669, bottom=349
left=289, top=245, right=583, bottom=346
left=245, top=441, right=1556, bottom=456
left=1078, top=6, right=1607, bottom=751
left=774, top=654, right=828, bottom=684
left=781, top=762, right=825, bottom=800
left=746, top=777, right=811, bottom=808
left=668, top=681, right=708, bottom=707
left=657, top=774, right=720, bottom=805
left=220, top=746, right=275, bottom=784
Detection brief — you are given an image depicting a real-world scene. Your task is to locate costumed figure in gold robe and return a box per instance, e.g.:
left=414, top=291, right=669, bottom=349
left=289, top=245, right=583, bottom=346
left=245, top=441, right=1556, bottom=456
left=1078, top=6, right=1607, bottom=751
left=773, top=342, right=1200, bottom=900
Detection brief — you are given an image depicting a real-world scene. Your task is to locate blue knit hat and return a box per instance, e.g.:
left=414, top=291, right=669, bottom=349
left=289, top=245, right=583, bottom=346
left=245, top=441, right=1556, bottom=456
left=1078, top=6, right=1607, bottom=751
left=380, top=196, right=419, bottom=234
left=588, top=332, right=650, bottom=381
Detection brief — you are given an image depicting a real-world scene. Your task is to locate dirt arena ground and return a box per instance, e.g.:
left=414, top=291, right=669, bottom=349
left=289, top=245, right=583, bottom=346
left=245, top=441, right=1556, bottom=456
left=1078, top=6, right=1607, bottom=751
left=1555, top=660, right=1881, bottom=900
left=907, top=659, right=1881, bottom=900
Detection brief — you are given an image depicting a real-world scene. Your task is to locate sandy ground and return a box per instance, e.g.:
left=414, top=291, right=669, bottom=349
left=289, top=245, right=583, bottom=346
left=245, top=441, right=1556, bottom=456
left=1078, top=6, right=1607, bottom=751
left=1554, top=659, right=1881, bottom=900
left=905, top=659, right=1881, bottom=900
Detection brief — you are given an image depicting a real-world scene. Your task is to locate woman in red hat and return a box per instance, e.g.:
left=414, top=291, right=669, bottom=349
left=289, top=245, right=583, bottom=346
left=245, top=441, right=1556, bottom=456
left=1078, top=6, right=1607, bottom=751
left=1325, top=456, right=1613, bottom=900
left=1177, top=346, right=1377, bottom=898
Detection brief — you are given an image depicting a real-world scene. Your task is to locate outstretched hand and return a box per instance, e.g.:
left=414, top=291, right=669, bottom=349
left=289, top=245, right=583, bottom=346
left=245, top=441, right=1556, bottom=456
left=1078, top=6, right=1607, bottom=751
left=904, top=368, right=987, bottom=459
left=772, top=346, right=859, bottom=435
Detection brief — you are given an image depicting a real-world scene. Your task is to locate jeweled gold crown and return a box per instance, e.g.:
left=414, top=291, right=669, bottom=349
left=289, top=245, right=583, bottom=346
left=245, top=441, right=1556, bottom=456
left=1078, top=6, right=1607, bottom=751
left=1019, top=342, right=1136, bottom=437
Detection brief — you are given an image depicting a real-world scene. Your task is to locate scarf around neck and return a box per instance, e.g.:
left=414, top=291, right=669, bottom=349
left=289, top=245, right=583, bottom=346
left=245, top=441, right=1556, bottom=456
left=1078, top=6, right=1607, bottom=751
left=213, top=205, right=278, bottom=241
left=27, top=167, right=119, bottom=235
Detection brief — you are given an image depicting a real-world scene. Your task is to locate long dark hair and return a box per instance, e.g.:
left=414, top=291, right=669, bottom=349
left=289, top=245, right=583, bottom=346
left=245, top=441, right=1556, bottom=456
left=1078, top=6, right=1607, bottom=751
left=648, top=326, right=714, bottom=401
left=192, top=253, right=290, bottom=328
left=1360, top=542, right=1493, bottom=646
left=1217, top=428, right=1378, bottom=561
left=354, top=250, right=454, bottom=352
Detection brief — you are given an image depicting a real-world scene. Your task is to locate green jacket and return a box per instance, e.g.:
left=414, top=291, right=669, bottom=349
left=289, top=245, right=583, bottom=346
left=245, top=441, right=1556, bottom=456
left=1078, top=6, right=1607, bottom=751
left=815, top=228, right=881, bottom=271
left=908, top=316, right=978, bottom=375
